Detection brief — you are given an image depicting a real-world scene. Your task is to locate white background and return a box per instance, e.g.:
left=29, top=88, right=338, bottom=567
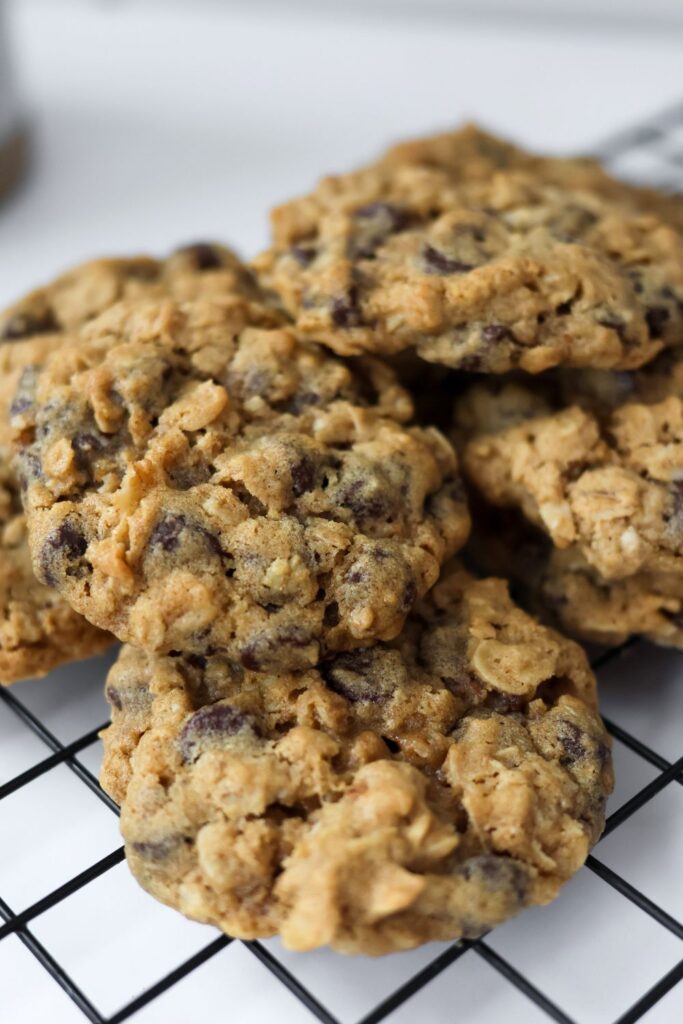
left=0, top=2, right=682, bottom=1022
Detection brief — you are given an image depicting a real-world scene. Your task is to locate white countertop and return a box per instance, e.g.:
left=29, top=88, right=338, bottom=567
left=1, top=3, right=682, bottom=1023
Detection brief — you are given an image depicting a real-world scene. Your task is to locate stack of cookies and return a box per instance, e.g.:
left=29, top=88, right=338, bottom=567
left=6, top=124, right=682, bottom=955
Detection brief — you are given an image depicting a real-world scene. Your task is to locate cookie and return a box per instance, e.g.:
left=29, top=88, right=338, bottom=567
left=457, top=353, right=683, bottom=645
left=255, top=165, right=683, bottom=374
left=465, top=503, right=683, bottom=649
left=381, top=122, right=683, bottom=229
left=0, top=245, right=253, bottom=683
left=100, top=564, right=612, bottom=955
left=14, top=290, right=468, bottom=669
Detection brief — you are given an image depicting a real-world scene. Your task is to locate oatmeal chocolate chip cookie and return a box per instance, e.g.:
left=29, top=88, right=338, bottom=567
left=466, top=503, right=683, bottom=649
left=255, top=166, right=683, bottom=373
left=0, top=245, right=247, bottom=683
left=456, top=353, right=683, bottom=638
left=15, top=293, right=467, bottom=669
left=381, top=123, right=683, bottom=229
left=100, top=564, right=612, bottom=955
left=0, top=243, right=260, bottom=343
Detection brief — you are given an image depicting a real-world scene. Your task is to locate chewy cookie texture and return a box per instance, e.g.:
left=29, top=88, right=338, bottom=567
left=101, top=565, right=612, bottom=955
left=457, top=350, right=683, bottom=647
left=14, top=288, right=467, bottom=669
left=0, top=244, right=260, bottom=683
left=254, top=126, right=683, bottom=374
left=7, top=125, right=665, bottom=955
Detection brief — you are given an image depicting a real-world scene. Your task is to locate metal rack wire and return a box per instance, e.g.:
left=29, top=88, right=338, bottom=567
left=2, top=104, right=683, bottom=1024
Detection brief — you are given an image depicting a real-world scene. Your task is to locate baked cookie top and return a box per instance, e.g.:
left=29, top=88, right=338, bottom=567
left=255, top=166, right=683, bottom=373
left=14, top=291, right=467, bottom=668
left=381, top=123, right=683, bottom=229
left=100, top=564, right=611, bottom=955
left=0, top=243, right=260, bottom=343
left=0, top=245, right=250, bottom=684
left=456, top=351, right=683, bottom=583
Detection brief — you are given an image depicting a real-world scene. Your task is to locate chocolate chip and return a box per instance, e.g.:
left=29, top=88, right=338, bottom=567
left=290, top=245, right=317, bottom=266
left=40, top=520, right=88, bottom=585
left=149, top=514, right=187, bottom=552
left=71, top=432, right=106, bottom=471
left=105, top=685, right=123, bottom=711
left=331, top=286, right=363, bottom=328
left=336, top=477, right=388, bottom=520
left=481, top=324, right=512, bottom=344
left=179, top=702, right=257, bottom=762
left=291, top=456, right=316, bottom=498
left=556, top=300, right=572, bottom=315
left=559, top=720, right=586, bottom=763
left=401, top=579, right=417, bottom=612
left=175, top=242, right=224, bottom=270
left=323, top=601, right=340, bottom=627
left=130, top=837, right=183, bottom=860
left=320, top=649, right=388, bottom=703
left=422, top=244, right=473, bottom=275
left=645, top=305, right=670, bottom=340
left=149, top=513, right=225, bottom=560
left=351, top=202, right=411, bottom=258
left=457, top=855, right=528, bottom=905
left=486, top=691, right=527, bottom=714
left=239, top=626, right=314, bottom=671
left=1, top=309, right=58, bottom=341
left=185, top=653, right=208, bottom=671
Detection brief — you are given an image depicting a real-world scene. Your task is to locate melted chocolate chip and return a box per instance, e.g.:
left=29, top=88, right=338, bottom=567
left=331, top=286, right=363, bottom=328
left=239, top=626, right=314, bottom=672
left=290, top=245, right=317, bottom=266
left=481, top=324, right=512, bottom=344
left=179, top=702, right=257, bottom=762
left=645, top=305, right=670, bottom=340
left=175, top=242, right=224, bottom=270
left=457, top=854, right=528, bottom=905
left=291, top=456, right=316, bottom=498
left=422, top=244, right=473, bottom=275
left=559, top=720, right=586, bottom=763
left=351, top=202, right=411, bottom=258
left=1, top=308, right=59, bottom=341
left=320, top=648, right=387, bottom=703
left=130, top=837, right=183, bottom=860
left=149, top=514, right=187, bottom=552
left=40, top=520, right=88, bottom=586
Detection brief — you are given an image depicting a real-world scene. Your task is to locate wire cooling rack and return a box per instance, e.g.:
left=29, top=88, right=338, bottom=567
left=1, top=105, right=683, bottom=1024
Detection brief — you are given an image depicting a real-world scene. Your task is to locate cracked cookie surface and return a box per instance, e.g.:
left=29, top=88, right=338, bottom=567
left=457, top=353, right=683, bottom=646
left=100, top=564, right=611, bottom=955
left=255, top=157, right=683, bottom=374
left=0, top=245, right=252, bottom=683
left=15, top=288, right=467, bottom=669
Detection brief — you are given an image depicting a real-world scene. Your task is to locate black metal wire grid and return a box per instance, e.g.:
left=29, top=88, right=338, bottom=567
left=1, top=104, right=683, bottom=1024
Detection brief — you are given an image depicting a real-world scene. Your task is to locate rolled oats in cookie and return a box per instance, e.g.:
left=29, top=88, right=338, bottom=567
left=100, top=564, right=612, bottom=955
left=380, top=123, right=683, bottom=230
left=466, top=503, right=683, bottom=649
left=15, top=290, right=467, bottom=668
left=255, top=164, right=683, bottom=373
left=456, top=351, right=683, bottom=646
left=0, top=245, right=250, bottom=683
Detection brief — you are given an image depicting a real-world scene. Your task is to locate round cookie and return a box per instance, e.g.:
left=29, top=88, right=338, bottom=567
left=0, top=244, right=256, bottom=683
left=456, top=352, right=683, bottom=646
left=14, top=292, right=467, bottom=669
left=255, top=166, right=683, bottom=374
left=101, top=564, right=612, bottom=955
